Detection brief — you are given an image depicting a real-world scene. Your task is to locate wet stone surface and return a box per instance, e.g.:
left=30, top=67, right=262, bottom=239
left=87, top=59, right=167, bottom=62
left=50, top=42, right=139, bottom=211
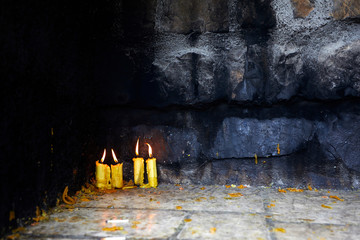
left=17, top=184, right=360, bottom=240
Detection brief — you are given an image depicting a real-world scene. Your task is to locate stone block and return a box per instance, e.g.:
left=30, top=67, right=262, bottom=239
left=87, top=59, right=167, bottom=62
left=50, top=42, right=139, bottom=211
left=290, top=0, right=314, bottom=18
left=332, top=0, right=360, bottom=20
left=155, top=0, right=229, bottom=33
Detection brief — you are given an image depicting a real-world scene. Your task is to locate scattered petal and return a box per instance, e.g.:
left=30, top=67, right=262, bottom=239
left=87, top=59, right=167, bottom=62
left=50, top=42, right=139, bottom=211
left=272, top=228, right=286, bottom=233
left=200, top=187, right=206, bottom=190
left=184, top=218, right=192, bottom=222
left=228, top=193, right=243, bottom=197
left=210, top=227, right=217, bottom=234
left=195, top=197, right=207, bottom=202
left=176, top=206, right=183, bottom=210
left=308, top=185, right=313, bottom=191
left=9, top=211, right=15, bottom=222
left=102, top=226, right=123, bottom=231
left=11, top=227, right=25, bottom=233
left=80, top=198, right=91, bottom=202
left=237, top=185, right=247, bottom=189
left=6, top=233, right=20, bottom=240
left=329, top=195, right=344, bottom=201
left=321, top=204, right=332, bottom=209
left=286, top=188, right=304, bottom=192
left=278, top=188, right=287, bottom=193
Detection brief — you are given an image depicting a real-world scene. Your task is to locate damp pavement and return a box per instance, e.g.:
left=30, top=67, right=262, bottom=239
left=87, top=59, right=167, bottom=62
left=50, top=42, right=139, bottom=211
left=12, top=184, right=360, bottom=240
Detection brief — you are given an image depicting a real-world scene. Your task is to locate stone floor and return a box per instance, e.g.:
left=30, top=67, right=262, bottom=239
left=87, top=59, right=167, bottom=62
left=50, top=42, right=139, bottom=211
left=13, top=184, right=360, bottom=239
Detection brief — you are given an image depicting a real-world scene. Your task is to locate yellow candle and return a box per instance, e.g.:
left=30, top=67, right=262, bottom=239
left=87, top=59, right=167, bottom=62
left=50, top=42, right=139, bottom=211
left=95, top=149, right=112, bottom=189
left=133, top=138, right=144, bottom=185
left=111, top=149, right=123, bottom=188
left=133, top=157, right=144, bottom=185
left=146, top=143, right=158, bottom=188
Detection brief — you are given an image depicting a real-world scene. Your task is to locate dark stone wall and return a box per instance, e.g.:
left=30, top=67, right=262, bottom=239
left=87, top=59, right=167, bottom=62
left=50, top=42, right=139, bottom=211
left=0, top=0, right=100, bottom=234
left=95, top=0, right=360, bottom=190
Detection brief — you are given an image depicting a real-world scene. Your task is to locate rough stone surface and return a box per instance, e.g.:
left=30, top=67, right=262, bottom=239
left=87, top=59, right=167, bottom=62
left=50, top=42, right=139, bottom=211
left=155, top=0, right=229, bottom=34
left=100, top=101, right=360, bottom=189
left=290, top=0, right=314, bottom=18
left=332, top=0, right=360, bottom=20
left=209, top=117, right=314, bottom=158
left=149, top=0, right=360, bottom=105
left=235, top=0, right=276, bottom=29
left=14, top=185, right=360, bottom=240
left=316, top=113, right=360, bottom=173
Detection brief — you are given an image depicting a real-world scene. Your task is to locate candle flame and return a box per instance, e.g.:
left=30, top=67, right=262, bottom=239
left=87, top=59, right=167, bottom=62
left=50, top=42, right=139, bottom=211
left=135, top=138, right=139, bottom=156
left=146, top=143, right=153, bottom=158
left=101, top=149, right=106, bottom=163
left=111, top=149, right=118, bottom=163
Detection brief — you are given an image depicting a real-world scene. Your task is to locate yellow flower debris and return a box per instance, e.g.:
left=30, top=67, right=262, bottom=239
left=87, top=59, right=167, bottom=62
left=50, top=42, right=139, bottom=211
left=286, top=188, right=304, bottom=192
left=278, top=188, right=287, bottom=193
left=33, top=206, right=47, bottom=222
left=277, top=144, right=280, bottom=154
left=228, top=192, right=243, bottom=197
left=9, top=210, right=15, bottom=222
left=329, top=195, right=344, bottom=201
left=321, top=204, right=332, bottom=209
left=210, top=227, right=217, bottom=234
left=255, top=153, right=258, bottom=164
left=267, top=204, right=275, bottom=208
left=11, top=227, right=25, bottom=234
left=272, top=228, right=286, bottom=233
left=231, top=184, right=236, bottom=188
left=6, top=233, right=20, bottom=240
left=176, top=206, right=183, bottom=210
left=237, top=185, right=247, bottom=189
left=308, top=185, right=313, bottom=191
left=80, top=198, right=91, bottom=202
left=200, top=187, right=206, bottom=190
left=195, top=197, right=207, bottom=202
left=62, top=186, right=76, bottom=205
left=225, top=185, right=231, bottom=188
left=184, top=219, right=192, bottom=222
left=102, top=226, right=123, bottom=231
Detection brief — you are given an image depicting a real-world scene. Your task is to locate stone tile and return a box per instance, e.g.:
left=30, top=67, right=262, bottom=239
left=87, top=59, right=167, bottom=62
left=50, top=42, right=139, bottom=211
left=80, top=185, right=264, bottom=214
left=18, top=185, right=360, bottom=240
left=270, top=222, right=360, bottom=240
left=23, top=208, right=185, bottom=239
left=265, top=190, right=360, bottom=225
left=177, top=212, right=268, bottom=239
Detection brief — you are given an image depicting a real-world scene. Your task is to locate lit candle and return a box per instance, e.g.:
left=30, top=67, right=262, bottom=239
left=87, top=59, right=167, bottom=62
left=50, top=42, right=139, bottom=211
left=95, top=149, right=112, bottom=189
left=146, top=143, right=158, bottom=188
left=111, top=149, right=123, bottom=188
left=132, top=138, right=144, bottom=185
